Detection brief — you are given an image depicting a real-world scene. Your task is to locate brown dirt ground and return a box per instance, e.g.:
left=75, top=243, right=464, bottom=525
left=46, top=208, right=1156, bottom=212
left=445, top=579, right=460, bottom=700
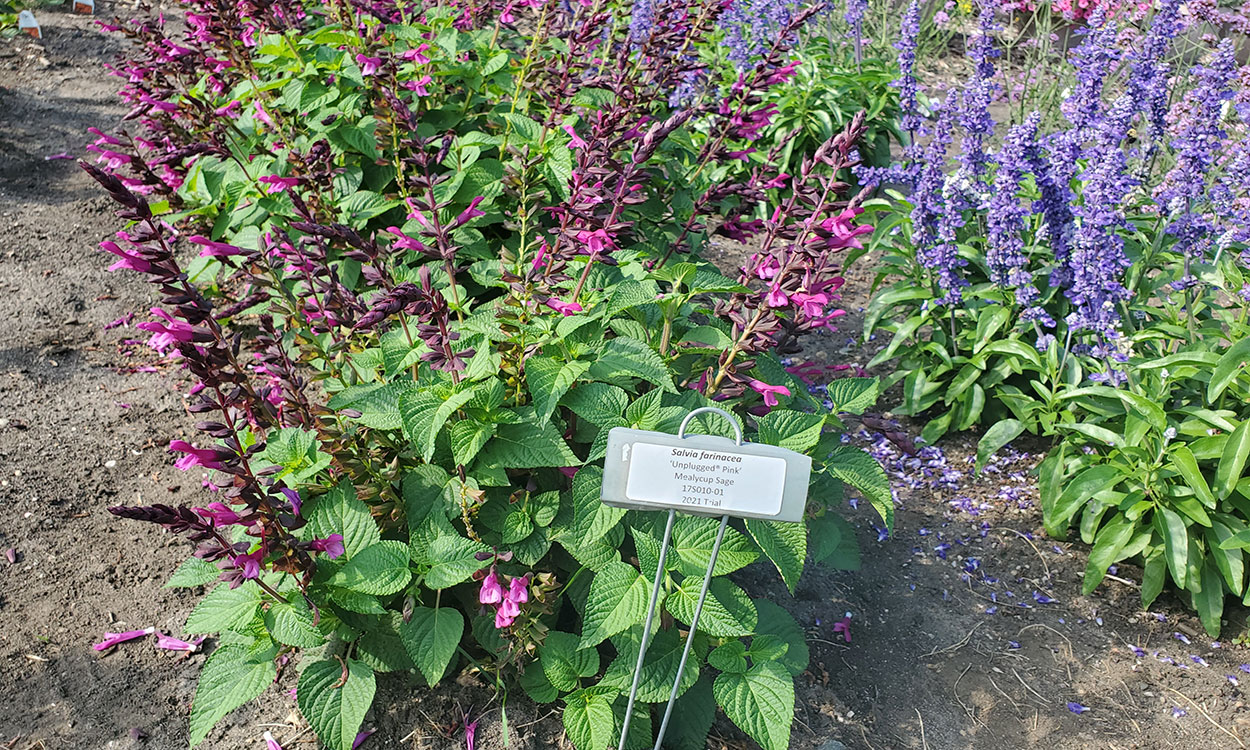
left=4, top=7, right=1250, bottom=750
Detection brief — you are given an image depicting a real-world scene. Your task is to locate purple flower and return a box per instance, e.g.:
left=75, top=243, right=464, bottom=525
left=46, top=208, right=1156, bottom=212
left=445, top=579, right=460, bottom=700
left=355, top=54, right=382, bottom=76
left=954, top=6, right=1000, bottom=192
left=194, top=502, right=245, bottom=526
left=169, top=440, right=227, bottom=471
left=1032, top=591, right=1055, bottom=604
left=232, top=548, right=264, bottom=580
left=258, top=175, right=300, bottom=194
left=188, top=235, right=246, bottom=258
left=353, top=730, right=374, bottom=749
left=155, top=632, right=205, bottom=652
left=309, top=534, right=345, bottom=559
left=1067, top=702, right=1089, bottom=714
left=1171, top=706, right=1188, bottom=719
left=747, top=379, right=790, bottom=408
left=546, top=299, right=583, bottom=316
left=507, top=575, right=529, bottom=605
left=93, top=626, right=155, bottom=651
left=987, top=114, right=1042, bottom=308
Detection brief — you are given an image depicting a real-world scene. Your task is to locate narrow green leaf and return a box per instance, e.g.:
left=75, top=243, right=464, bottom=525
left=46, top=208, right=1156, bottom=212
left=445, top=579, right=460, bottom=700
left=1048, top=465, right=1123, bottom=536
left=1216, top=420, right=1250, bottom=500
left=976, top=419, right=1026, bottom=473
left=1171, top=445, right=1215, bottom=508
left=1156, top=507, right=1190, bottom=589
left=1082, top=515, right=1135, bottom=595
left=1193, top=559, right=1225, bottom=638
left=1142, top=550, right=1166, bottom=608
left=1207, top=336, right=1250, bottom=402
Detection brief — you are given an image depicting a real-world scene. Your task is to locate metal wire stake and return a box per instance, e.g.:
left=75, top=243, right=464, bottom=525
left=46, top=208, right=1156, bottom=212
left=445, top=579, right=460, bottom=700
left=617, top=507, right=676, bottom=750
left=652, top=513, right=728, bottom=750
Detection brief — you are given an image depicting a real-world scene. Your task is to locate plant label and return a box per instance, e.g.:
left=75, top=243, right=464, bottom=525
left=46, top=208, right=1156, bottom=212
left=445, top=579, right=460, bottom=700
left=18, top=10, right=41, bottom=38
left=74, top=0, right=94, bottom=14
left=601, top=427, right=811, bottom=523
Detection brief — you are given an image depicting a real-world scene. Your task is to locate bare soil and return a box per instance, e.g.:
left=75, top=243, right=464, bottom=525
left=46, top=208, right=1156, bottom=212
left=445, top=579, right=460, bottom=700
left=3, top=8, right=1250, bottom=750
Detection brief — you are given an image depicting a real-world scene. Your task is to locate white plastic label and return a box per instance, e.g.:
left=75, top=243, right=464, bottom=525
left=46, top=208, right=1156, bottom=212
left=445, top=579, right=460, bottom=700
left=624, top=442, right=786, bottom=516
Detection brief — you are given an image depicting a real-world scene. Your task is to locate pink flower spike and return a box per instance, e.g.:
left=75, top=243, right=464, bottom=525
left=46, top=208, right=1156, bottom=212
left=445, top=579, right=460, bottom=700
left=169, top=440, right=226, bottom=471
left=452, top=196, right=486, bottom=227
left=264, top=730, right=284, bottom=750
left=155, top=633, right=205, bottom=652
left=194, top=501, right=244, bottom=526
left=385, top=226, right=427, bottom=254
left=561, top=124, right=587, bottom=149
left=93, top=626, right=155, bottom=651
left=479, top=568, right=503, bottom=605
left=352, top=729, right=374, bottom=749
left=747, top=379, right=790, bottom=408
left=545, top=298, right=583, bottom=316
left=309, top=534, right=345, bottom=559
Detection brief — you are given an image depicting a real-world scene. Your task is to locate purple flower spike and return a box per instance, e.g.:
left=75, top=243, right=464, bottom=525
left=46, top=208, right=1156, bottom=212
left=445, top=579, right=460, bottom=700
left=1067, top=702, right=1089, bottom=714
left=93, top=626, right=155, bottom=651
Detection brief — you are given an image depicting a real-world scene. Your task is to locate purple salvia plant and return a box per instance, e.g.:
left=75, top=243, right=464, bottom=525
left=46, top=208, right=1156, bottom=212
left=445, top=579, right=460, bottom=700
left=911, top=96, right=966, bottom=306
left=893, top=0, right=923, bottom=138
left=987, top=114, right=1041, bottom=310
left=718, top=0, right=804, bottom=69
left=1155, top=39, right=1238, bottom=260
left=953, top=4, right=1000, bottom=199
left=1126, top=0, right=1183, bottom=153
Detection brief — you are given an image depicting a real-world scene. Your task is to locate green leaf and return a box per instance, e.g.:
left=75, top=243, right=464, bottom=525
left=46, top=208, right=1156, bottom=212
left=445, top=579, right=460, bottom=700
left=1207, top=336, right=1250, bottom=402
left=824, top=445, right=893, bottom=529
left=1047, top=465, right=1123, bottom=536
left=297, top=659, right=376, bottom=750
left=264, top=598, right=324, bottom=647
left=562, top=687, right=617, bottom=750
left=328, top=540, right=412, bottom=596
left=708, top=641, right=748, bottom=673
left=1142, top=551, right=1166, bottom=608
left=166, top=557, right=221, bottom=588
left=1171, top=445, right=1215, bottom=508
left=755, top=600, right=809, bottom=676
left=1156, top=507, right=1190, bottom=589
left=755, top=410, right=825, bottom=453
left=399, top=606, right=465, bottom=686
left=663, top=675, right=716, bottom=750
left=1054, top=422, right=1123, bottom=448
left=572, top=466, right=626, bottom=545
left=340, top=190, right=398, bottom=221
left=672, top=517, right=758, bottom=576
left=422, top=534, right=490, bottom=589
left=189, top=645, right=276, bottom=747
left=745, top=518, right=807, bottom=594
left=399, top=385, right=479, bottom=462
left=355, top=613, right=415, bottom=673
left=808, top=511, right=860, bottom=570
left=975, top=419, right=1026, bottom=473
left=306, top=480, right=379, bottom=559
left=500, top=112, right=543, bottom=144
left=580, top=560, right=650, bottom=648
left=601, top=626, right=701, bottom=702
left=185, top=583, right=262, bottom=634
left=824, top=377, right=879, bottom=414
left=666, top=577, right=757, bottom=637
left=563, top=383, right=629, bottom=426
left=476, top=418, right=580, bottom=469
left=1194, top=558, right=1225, bottom=638
left=1082, top=515, right=1135, bottom=595
left=335, top=382, right=418, bottom=429
left=451, top=419, right=496, bottom=466
left=519, top=662, right=559, bottom=703
left=526, top=358, right=591, bottom=423
left=712, top=661, right=795, bottom=750
left=1216, top=420, right=1250, bottom=500
left=588, top=337, right=676, bottom=393
left=541, top=631, right=599, bottom=692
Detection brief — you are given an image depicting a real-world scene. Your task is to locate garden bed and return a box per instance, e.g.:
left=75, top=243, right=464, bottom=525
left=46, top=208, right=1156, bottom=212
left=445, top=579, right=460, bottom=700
left=4, top=6, right=1250, bottom=750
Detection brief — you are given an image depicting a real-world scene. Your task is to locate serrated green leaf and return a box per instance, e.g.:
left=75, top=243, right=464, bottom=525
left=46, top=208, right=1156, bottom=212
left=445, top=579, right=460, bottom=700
left=476, top=418, right=580, bottom=469
left=708, top=641, right=748, bottom=673
left=340, top=190, right=398, bottom=221
left=400, top=385, right=479, bottom=462
left=672, top=517, right=758, bottom=576
left=185, top=583, right=263, bottom=634
left=666, top=577, right=756, bottom=637
left=189, top=645, right=276, bottom=747
left=712, top=661, right=795, bottom=750
left=825, top=377, right=879, bottom=414
left=355, top=613, right=414, bottom=673
left=297, top=659, right=376, bottom=750
left=745, top=518, right=807, bottom=593
left=563, top=383, right=629, bottom=426
left=421, top=534, right=489, bottom=589
left=264, top=598, right=324, bottom=647
left=541, top=631, right=599, bottom=692
left=580, top=560, right=650, bottom=648
left=451, top=419, right=496, bottom=466
left=328, top=587, right=387, bottom=615
left=166, top=557, right=220, bottom=588
left=306, top=480, right=379, bottom=559
left=399, top=606, right=464, bottom=686
left=328, top=540, right=411, bottom=596
left=756, top=410, right=825, bottom=453
left=338, top=382, right=420, bottom=429
left=520, top=661, right=559, bottom=703
left=588, top=337, right=676, bottom=393
left=755, top=600, right=809, bottom=676
left=526, top=358, right=591, bottom=423
left=824, top=445, right=893, bottom=529
left=663, top=675, right=716, bottom=750
left=572, top=465, right=626, bottom=545
left=562, top=687, right=616, bottom=750
left=601, top=626, right=700, bottom=702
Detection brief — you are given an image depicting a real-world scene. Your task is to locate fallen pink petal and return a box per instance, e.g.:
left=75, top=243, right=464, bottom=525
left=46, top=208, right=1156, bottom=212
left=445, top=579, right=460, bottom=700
left=93, top=626, right=155, bottom=651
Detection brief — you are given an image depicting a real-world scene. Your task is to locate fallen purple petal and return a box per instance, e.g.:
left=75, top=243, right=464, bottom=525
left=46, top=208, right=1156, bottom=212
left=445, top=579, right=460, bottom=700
left=264, top=731, right=283, bottom=750
left=155, top=633, right=205, bottom=652
left=353, top=729, right=374, bottom=749
left=1174, top=633, right=1191, bottom=645
left=93, top=626, right=155, bottom=651
left=1171, top=707, right=1187, bottom=718
left=1067, top=702, right=1089, bottom=714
